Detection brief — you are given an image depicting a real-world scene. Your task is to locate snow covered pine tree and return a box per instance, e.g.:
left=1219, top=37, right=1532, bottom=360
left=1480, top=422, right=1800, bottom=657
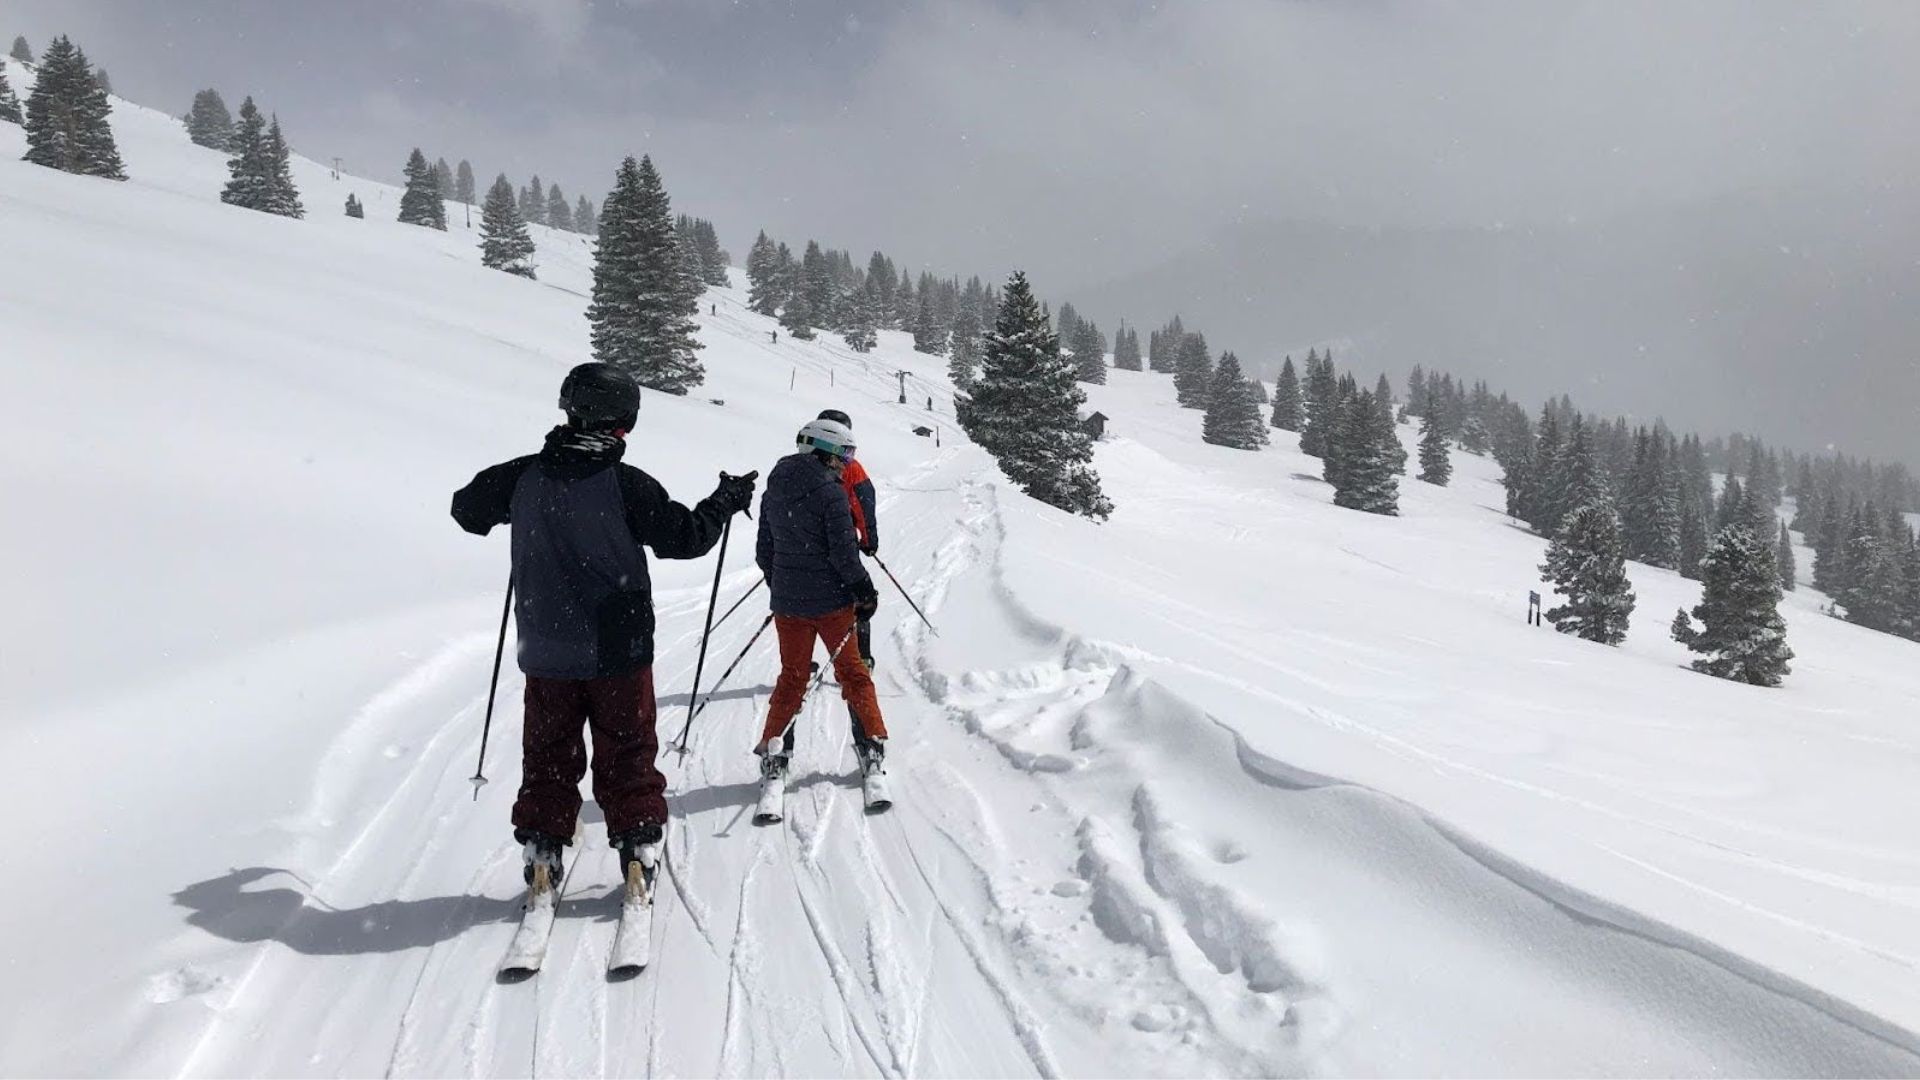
left=1541, top=500, right=1635, bottom=644
left=1672, top=525, right=1792, bottom=686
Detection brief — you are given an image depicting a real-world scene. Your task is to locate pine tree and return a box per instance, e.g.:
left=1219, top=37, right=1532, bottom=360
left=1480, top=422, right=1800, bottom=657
left=1461, top=415, right=1491, bottom=455
left=1173, top=332, right=1213, bottom=408
left=397, top=148, right=446, bottom=229
left=185, top=89, right=232, bottom=149
left=1417, top=413, right=1451, bottom=485
left=1112, top=324, right=1143, bottom=371
left=1676, top=498, right=1709, bottom=581
left=522, top=175, right=546, bottom=226
left=344, top=193, right=364, bottom=219
left=587, top=155, right=704, bottom=393
left=745, top=231, right=784, bottom=315
left=779, top=286, right=815, bottom=339
left=262, top=116, right=302, bottom=218
left=91, top=67, right=111, bottom=95
left=1776, top=521, right=1797, bottom=591
left=218, top=96, right=290, bottom=213
left=546, top=183, right=572, bottom=231
left=845, top=285, right=878, bottom=353
left=455, top=159, right=476, bottom=206
left=1674, top=525, right=1793, bottom=687
left=1200, top=353, right=1269, bottom=451
left=959, top=271, right=1112, bottom=519
left=1300, top=351, right=1341, bottom=457
left=479, top=173, right=535, bottom=278
left=1717, top=476, right=1748, bottom=534
left=693, top=219, right=728, bottom=285
left=948, top=301, right=983, bottom=390
left=1331, top=389, right=1400, bottom=515
left=0, top=61, right=19, bottom=125
left=1541, top=500, right=1635, bottom=644
left=22, top=36, right=126, bottom=179
left=433, top=156, right=454, bottom=199
left=575, top=194, right=596, bottom=236
left=802, top=241, right=835, bottom=331
left=1071, top=320, right=1107, bottom=384
left=1270, top=356, right=1305, bottom=431
left=912, top=288, right=945, bottom=354
left=10, top=36, right=31, bottom=64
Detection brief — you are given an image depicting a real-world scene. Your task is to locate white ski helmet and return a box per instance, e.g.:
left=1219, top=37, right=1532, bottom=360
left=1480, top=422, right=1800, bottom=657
left=796, top=417, right=857, bottom=461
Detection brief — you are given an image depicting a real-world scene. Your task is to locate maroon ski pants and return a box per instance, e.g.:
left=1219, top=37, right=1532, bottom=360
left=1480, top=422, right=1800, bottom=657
left=511, top=665, right=666, bottom=842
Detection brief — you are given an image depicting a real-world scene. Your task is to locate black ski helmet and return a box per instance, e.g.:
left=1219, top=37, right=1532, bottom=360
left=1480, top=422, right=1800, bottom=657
left=558, top=363, right=640, bottom=430
left=818, top=408, right=852, bottom=428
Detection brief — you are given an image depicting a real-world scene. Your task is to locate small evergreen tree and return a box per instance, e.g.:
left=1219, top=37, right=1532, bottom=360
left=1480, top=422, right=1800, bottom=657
left=1331, top=389, right=1400, bottom=515
left=1201, top=353, right=1269, bottom=451
left=959, top=271, right=1112, bottom=519
left=1461, top=415, right=1491, bottom=455
left=344, top=193, right=364, bottom=218
left=398, top=148, right=447, bottom=230
left=92, top=67, right=111, bottom=95
left=1270, top=356, right=1305, bottom=431
left=575, top=194, right=596, bottom=236
left=1776, top=521, right=1797, bottom=591
left=1417, top=412, right=1451, bottom=485
left=521, top=175, right=546, bottom=226
left=948, top=301, right=983, bottom=390
left=455, top=159, right=476, bottom=206
left=0, top=61, right=20, bottom=125
left=1673, top=525, right=1793, bottom=687
left=22, top=36, right=126, bottom=179
left=1173, top=332, right=1213, bottom=408
left=1070, top=319, right=1107, bottom=384
left=1541, top=501, right=1636, bottom=644
left=780, top=286, right=816, bottom=339
left=262, top=116, right=302, bottom=218
left=545, top=183, right=570, bottom=231
left=1112, top=324, right=1143, bottom=371
left=185, top=89, right=232, bottom=149
left=844, top=286, right=878, bottom=353
left=479, top=173, right=535, bottom=278
left=1300, top=351, right=1341, bottom=457
left=912, top=288, right=945, bottom=354
left=1678, top=497, right=1710, bottom=580
left=588, top=155, right=704, bottom=392
left=433, top=156, right=454, bottom=199
left=10, top=36, right=31, bottom=64
left=745, top=231, right=785, bottom=315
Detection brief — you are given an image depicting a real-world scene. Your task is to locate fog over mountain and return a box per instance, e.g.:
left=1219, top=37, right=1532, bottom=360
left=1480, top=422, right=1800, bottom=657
left=9, top=0, right=1914, bottom=461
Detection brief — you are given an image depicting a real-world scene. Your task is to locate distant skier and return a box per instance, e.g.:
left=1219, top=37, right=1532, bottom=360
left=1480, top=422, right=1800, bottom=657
left=754, top=417, right=887, bottom=781
left=817, top=409, right=880, bottom=669
left=451, top=362, right=756, bottom=891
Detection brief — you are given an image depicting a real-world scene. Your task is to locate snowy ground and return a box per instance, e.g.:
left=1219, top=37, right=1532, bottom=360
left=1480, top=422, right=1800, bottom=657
left=4, top=60, right=1920, bottom=1076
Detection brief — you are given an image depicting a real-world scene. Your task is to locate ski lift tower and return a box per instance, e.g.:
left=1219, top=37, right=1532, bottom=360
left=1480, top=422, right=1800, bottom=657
left=895, top=370, right=908, bottom=404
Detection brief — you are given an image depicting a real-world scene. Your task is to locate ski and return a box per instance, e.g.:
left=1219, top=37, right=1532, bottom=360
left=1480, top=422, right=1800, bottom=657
left=860, top=747, right=892, bottom=814
left=497, top=862, right=559, bottom=982
left=753, top=769, right=788, bottom=825
left=606, top=849, right=658, bottom=981
left=862, top=767, right=893, bottom=814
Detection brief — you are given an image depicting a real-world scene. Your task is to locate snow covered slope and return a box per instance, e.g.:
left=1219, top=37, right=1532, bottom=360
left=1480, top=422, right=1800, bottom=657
left=4, top=60, right=1919, bottom=1076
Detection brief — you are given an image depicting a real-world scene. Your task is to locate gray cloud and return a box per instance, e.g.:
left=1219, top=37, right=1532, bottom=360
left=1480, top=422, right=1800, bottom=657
left=5, top=0, right=1916, bottom=460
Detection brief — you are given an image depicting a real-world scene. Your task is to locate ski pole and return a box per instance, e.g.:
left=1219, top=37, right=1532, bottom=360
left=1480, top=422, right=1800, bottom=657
left=470, top=573, right=514, bottom=801
left=672, top=613, right=775, bottom=758
left=870, top=554, right=938, bottom=636
left=708, top=575, right=765, bottom=635
left=682, top=516, right=733, bottom=754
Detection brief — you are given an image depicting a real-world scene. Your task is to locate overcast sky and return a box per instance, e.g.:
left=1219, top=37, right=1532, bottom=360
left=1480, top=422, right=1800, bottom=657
left=6, top=0, right=1917, bottom=459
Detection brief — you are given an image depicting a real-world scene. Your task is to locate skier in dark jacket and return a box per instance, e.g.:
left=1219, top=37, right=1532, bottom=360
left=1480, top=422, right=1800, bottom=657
left=755, top=417, right=887, bottom=774
left=451, top=363, right=756, bottom=888
left=817, top=409, right=879, bottom=668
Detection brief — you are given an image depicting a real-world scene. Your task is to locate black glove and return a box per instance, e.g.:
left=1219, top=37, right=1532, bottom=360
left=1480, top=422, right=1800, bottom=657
left=852, top=580, right=879, bottom=621
left=713, top=470, right=758, bottom=517
left=860, top=540, right=879, bottom=557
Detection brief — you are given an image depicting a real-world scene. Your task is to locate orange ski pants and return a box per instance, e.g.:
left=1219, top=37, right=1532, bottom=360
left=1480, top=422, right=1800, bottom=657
left=758, top=606, right=887, bottom=749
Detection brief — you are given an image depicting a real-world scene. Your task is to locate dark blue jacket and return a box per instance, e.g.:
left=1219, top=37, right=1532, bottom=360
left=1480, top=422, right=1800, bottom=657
left=757, top=452, right=876, bottom=617
left=452, top=428, right=730, bottom=678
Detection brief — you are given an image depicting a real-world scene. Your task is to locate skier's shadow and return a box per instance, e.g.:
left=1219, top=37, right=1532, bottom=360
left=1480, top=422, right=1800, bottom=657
left=171, top=866, right=595, bottom=956
left=655, top=683, right=773, bottom=710
left=673, top=771, right=862, bottom=837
